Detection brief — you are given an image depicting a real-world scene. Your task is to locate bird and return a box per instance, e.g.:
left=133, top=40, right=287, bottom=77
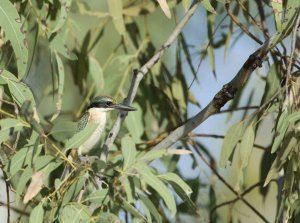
left=77, top=95, right=136, bottom=156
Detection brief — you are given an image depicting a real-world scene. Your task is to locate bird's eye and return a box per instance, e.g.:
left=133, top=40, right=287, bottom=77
left=106, top=101, right=113, bottom=107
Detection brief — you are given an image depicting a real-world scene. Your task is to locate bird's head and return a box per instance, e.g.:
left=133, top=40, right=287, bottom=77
left=87, top=96, right=136, bottom=112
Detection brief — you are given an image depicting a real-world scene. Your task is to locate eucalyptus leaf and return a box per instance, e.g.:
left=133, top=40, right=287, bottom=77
left=0, top=0, right=28, bottom=78
left=61, top=203, right=91, bottom=223
left=29, top=202, right=44, bottom=223
left=139, top=195, right=162, bottom=223
left=121, top=135, right=136, bottom=171
left=135, top=162, right=177, bottom=217
left=107, top=0, right=126, bottom=35
left=85, top=188, right=108, bottom=204
left=64, top=123, right=98, bottom=152
left=220, top=121, right=244, bottom=167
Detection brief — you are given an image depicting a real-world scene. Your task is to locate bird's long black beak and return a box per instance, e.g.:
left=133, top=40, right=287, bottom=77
left=112, top=103, right=136, bottom=111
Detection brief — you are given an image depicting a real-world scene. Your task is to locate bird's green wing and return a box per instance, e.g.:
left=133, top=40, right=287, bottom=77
left=77, top=111, right=90, bottom=132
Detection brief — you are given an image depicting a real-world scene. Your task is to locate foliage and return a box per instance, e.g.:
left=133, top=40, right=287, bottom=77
left=0, top=0, right=299, bottom=222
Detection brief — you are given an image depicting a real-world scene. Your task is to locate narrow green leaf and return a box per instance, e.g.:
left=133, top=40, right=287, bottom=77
left=64, top=123, right=97, bottom=152
left=159, top=173, right=192, bottom=195
left=88, top=56, right=104, bottom=95
left=125, top=103, right=143, bottom=142
left=0, top=70, right=36, bottom=107
left=220, top=121, right=244, bottom=167
left=29, top=202, right=44, bottom=223
left=135, top=162, right=177, bottom=217
left=61, top=203, right=90, bottom=223
left=62, top=174, right=88, bottom=205
left=271, top=110, right=289, bottom=153
left=171, top=79, right=187, bottom=111
left=50, top=53, right=65, bottom=122
left=123, top=177, right=134, bottom=203
left=261, top=63, right=280, bottom=104
left=50, top=121, right=77, bottom=141
left=202, top=0, right=217, bottom=14
left=85, top=188, right=108, bottom=204
left=121, top=197, right=146, bottom=220
left=121, top=135, right=136, bottom=171
left=51, top=0, right=73, bottom=34
left=139, top=150, right=166, bottom=161
left=264, top=136, right=297, bottom=186
left=15, top=167, right=32, bottom=206
left=140, top=195, right=162, bottom=223
left=239, top=125, right=255, bottom=169
left=107, top=0, right=126, bottom=35
left=34, top=155, right=55, bottom=171
left=286, top=111, right=300, bottom=123
left=0, top=118, right=26, bottom=144
left=0, top=0, right=28, bottom=78
left=271, top=0, right=283, bottom=31
left=5, top=147, right=30, bottom=176
left=235, top=125, right=255, bottom=191
left=140, top=199, right=152, bottom=223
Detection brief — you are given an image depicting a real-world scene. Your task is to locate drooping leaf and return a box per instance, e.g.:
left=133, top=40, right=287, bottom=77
left=85, top=188, right=108, bottom=204
left=61, top=203, right=91, bottom=223
left=135, top=162, right=177, bottom=217
left=5, top=146, right=31, bottom=177
left=62, top=174, right=88, bottom=205
left=107, top=0, right=126, bottom=35
left=50, top=53, right=65, bottom=121
left=121, top=135, right=136, bottom=171
left=159, top=173, right=192, bottom=195
left=125, top=103, right=143, bottom=142
left=121, top=197, right=146, bottom=220
left=157, top=0, right=171, bottom=18
left=264, top=135, right=297, bottom=186
left=202, top=0, right=217, bottom=14
left=235, top=125, right=255, bottom=191
left=51, top=0, right=73, bottom=34
left=261, top=63, right=280, bottom=104
left=139, top=195, right=162, bottom=223
left=29, top=202, right=44, bottom=223
left=271, top=0, right=283, bottom=31
left=64, top=123, right=97, bottom=152
left=0, top=118, right=26, bottom=145
left=50, top=121, right=77, bottom=141
left=0, top=70, right=36, bottom=107
left=0, top=0, right=28, bottom=78
left=88, top=56, right=104, bottom=95
left=220, top=121, right=244, bottom=167
left=123, top=177, right=134, bottom=203
left=271, top=110, right=289, bottom=153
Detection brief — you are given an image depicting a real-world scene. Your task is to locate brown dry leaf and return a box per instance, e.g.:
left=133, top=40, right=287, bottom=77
left=157, top=0, right=171, bottom=18
left=23, top=171, right=44, bottom=204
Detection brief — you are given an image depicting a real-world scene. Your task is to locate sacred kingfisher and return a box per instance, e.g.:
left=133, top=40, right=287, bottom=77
left=77, top=96, right=136, bottom=155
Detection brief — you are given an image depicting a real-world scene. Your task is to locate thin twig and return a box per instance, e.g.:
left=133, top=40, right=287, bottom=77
left=189, top=133, right=268, bottom=151
left=100, top=0, right=202, bottom=161
left=217, top=106, right=259, bottom=114
left=210, top=180, right=272, bottom=220
left=191, top=143, right=269, bottom=223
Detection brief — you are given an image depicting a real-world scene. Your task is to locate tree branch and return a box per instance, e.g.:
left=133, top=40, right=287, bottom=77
left=191, top=143, right=269, bottom=223
left=100, top=0, right=202, bottom=161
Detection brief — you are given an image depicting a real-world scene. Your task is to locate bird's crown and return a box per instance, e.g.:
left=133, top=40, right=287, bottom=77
left=87, top=96, right=117, bottom=109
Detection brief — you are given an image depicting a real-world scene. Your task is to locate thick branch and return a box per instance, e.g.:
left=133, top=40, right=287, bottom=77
left=151, top=41, right=270, bottom=151
left=100, top=0, right=202, bottom=161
